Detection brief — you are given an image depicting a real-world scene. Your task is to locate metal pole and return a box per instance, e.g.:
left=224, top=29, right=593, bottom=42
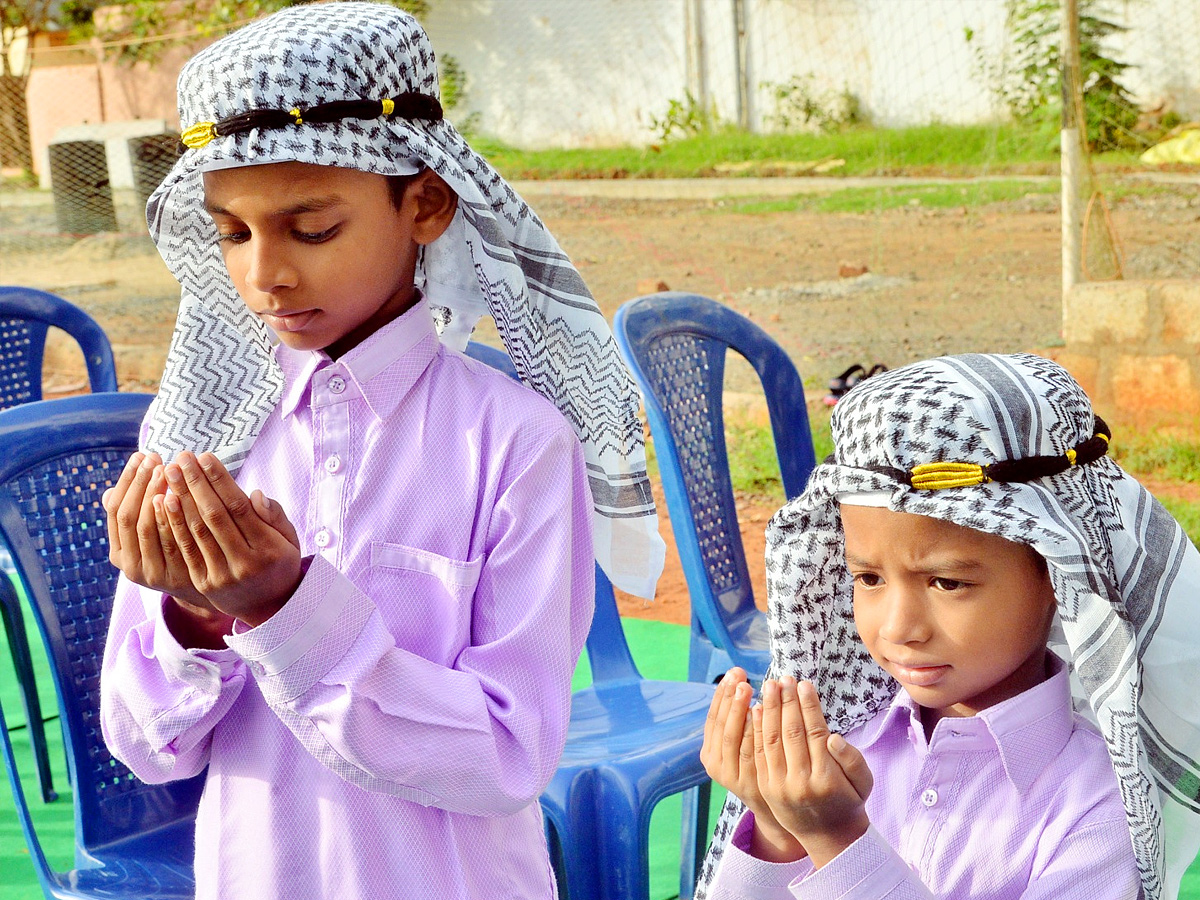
left=1061, top=0, right=1083, bottom=296
left=732, top=0, right=749, bottom=130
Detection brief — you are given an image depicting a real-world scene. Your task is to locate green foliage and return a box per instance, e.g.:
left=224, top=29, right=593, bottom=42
left=1111, top=431, right=1200, bottom=483
left=730, top=179, right=1057, bottom=216
left=966, top=0, right=1140, bottom=152
left=481, top=122, right=1059, bottom=181
left=647, top=91, right=721, bottom=143
left=98, top=0, right=430, bottom=65
left=762, top=75, right=864, bottom=134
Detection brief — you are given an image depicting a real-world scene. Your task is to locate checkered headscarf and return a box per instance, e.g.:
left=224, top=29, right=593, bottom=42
left=698, top=353, right=1200, bottom=900
left=141, top=2, right=665, bottom=597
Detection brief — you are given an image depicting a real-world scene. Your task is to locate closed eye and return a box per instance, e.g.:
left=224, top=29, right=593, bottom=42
left=295, top=226, right=339, bottom=243
left=216, top=230, right=250, bottom=244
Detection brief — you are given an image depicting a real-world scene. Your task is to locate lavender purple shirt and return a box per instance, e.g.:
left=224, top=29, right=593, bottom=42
left=709, top=656, right=1141, bottom=899
left=100, top=299, right=596, bottom=899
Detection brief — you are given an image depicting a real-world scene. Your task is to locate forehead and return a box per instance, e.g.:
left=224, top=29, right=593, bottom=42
left=201, top=162, right=389, bottom=210
left=840, top=504, right=1041, bottom=568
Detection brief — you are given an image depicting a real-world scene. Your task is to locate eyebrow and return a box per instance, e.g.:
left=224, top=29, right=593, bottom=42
left=843, top=552, right=987, bottom=575
left=203, top=196, right=347, bottom=217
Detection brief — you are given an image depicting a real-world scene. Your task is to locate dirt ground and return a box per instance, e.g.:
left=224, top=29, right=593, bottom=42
left=3, top=179, right=1198, bottom=625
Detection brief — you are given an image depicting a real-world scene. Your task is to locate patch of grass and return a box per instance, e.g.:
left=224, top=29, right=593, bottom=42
left=477, top=122, right=1060, bottom=181
left=1110, top=432, right=1200, bottom=483
left=729, top=179, right=1058, bottom=215
left=1155, top=496, right=1200, bottom=549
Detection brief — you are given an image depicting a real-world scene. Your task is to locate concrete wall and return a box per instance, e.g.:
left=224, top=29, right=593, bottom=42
left=1058, top=280, right=1200, bottom=418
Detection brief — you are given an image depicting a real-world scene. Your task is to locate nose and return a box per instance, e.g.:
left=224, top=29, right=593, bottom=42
left=876, top=584, right=932, bottom=646
left=244, top=237, right=299, bottom=294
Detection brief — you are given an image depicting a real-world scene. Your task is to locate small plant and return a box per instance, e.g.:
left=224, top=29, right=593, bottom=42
left=762, top=75, right=863, bottom=134
left=647, top=91, right=719, bottom=142
left=966, top=0, right=1141, bottom=152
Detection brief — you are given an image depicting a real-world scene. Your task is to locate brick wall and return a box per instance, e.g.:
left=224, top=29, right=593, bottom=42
left=1056, top=280, right=1200, bottom=418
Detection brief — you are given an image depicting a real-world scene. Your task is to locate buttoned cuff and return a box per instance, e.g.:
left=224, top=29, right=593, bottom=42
left=223, top=554, right=374, bottom=705
left=790, top=826, right=910, bottom=900
left=708, top=811, right=813, bottom=900
left=152, top=591, right=241, bottom=695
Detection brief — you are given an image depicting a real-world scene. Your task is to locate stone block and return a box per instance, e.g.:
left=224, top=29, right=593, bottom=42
left=1112, top=354, right=1200, bottom=416
left=1064, top=282, right=1151, bottom=345
left=1161, top=281, right=1200, bottom=345
left=1047, top=350, right=1101, bottom=401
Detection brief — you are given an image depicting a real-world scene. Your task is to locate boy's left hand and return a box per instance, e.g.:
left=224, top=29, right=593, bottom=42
left=161, top=451, right=302, bottom=627
left=754, top=677, right=874, bottom=870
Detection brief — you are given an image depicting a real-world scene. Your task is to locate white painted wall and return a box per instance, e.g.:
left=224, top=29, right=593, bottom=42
left=422, top=0, right=1197, bottom=149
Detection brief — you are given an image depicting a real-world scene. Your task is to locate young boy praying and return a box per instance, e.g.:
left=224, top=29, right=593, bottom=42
left=699, top=353, right=1200, bottom=900
left=99, top=5, right=664, bottom=899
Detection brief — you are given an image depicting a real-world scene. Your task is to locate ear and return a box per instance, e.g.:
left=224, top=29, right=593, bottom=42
left=405, top=169, right=458, bottom=245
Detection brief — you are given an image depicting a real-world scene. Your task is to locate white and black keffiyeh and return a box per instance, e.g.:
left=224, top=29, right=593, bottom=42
left=141, top=2, right=664, bottom=597
left=698, top=353, right=1200, bottom=900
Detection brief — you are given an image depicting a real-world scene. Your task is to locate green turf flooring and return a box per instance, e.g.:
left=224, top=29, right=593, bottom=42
left=3, top=603, right=1199, bottom=899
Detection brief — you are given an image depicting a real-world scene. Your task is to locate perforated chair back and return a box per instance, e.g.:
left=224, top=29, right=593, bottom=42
left=614, top=292, right=816, bottom=683
left=0, top=392, right=200, bottom=898
left=0, top=287, right=118, bottom=409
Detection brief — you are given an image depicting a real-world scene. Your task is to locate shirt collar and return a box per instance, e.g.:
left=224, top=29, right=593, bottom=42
left=276, top=295, right=439, bottom=420
left=855, top=653, right=1074, bottom=793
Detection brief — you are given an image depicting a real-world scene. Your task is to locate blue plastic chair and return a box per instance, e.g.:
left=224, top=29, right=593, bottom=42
left=464, top=339, right=718, bottom=900
left=0, top=392, right=202, bottom=899
left=614, top=292, right=817, bottom=686
left=0, top=286, right=119, bottom=805
left=541, top=565, right=717, bottom=900
left=0, top=286, right=118, bottom=408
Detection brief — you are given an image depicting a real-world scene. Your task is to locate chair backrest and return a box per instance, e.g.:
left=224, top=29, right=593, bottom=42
left=585, top=563, right=641, bottom=684
left=463, top=341, right=641, bottom=685
left=0, top=286, right=118, bottom=409
left=613, top=291, right=817, bottom=657
left=0, top=392, right=204, bottom=860
left=464, top=340, right=521, bottom=381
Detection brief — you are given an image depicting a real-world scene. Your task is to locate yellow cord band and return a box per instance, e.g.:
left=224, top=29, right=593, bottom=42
left=909, top=462, right=988, bottom=490
left=181, top=122, right=218, bottom=149
left=381, top=98, right=395, bottom=115
left=289, top=107, right=303, bottom=125
left=1066, top=448, right=1078, bottom=466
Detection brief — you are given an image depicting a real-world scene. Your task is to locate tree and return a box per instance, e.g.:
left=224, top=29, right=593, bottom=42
left=968, top=0, right=1139, bottom=152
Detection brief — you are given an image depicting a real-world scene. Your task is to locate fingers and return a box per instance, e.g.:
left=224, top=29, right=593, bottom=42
left=796, top=680, right=834, bottom=773
left=702, top=668, right=751, bottom=785
left=828, top=733, right=874, bottom=803
left=250, top=490, right=300, bottom=550
left=161, top=486, right=210, bottom=586
left=163, top=453, right=248, bottom=559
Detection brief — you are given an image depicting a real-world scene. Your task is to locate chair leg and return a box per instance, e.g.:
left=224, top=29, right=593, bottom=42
left=0, top=581, right=56, bottom=802
left=678, top=780, right=712, bottom=900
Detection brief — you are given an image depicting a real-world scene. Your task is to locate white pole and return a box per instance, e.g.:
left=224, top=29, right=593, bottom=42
left=1061, top=0, right=1083, bottom=297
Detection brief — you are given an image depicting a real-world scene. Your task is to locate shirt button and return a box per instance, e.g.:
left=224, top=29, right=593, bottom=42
left=185, top=662, right=206, bottom=676
left=324, top=455, right=341, bottom=474
left=921, top=788, right=939, bottom=807
left=249, top=661, right=266, bottom=677
left=328, top=375, right=346, bottom=394
left=314, top=528, right=331, bottom=548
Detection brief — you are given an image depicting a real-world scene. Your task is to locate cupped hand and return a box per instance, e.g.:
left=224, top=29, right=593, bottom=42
left=754, top=677, right=873, bottom=869
left=159, top=451, right=302, bottom=628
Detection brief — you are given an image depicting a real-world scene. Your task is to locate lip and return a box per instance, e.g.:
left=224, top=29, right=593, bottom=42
left=260, top=309, right=318, bottom=333
left=888, top=661, right=951, bottom=687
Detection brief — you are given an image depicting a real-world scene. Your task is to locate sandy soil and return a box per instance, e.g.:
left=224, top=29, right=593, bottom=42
left=3, top=181, right=1198, bottom=624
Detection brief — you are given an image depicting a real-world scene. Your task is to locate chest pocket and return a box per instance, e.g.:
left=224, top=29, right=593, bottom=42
left=366, top=543, right=483, bottom=666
